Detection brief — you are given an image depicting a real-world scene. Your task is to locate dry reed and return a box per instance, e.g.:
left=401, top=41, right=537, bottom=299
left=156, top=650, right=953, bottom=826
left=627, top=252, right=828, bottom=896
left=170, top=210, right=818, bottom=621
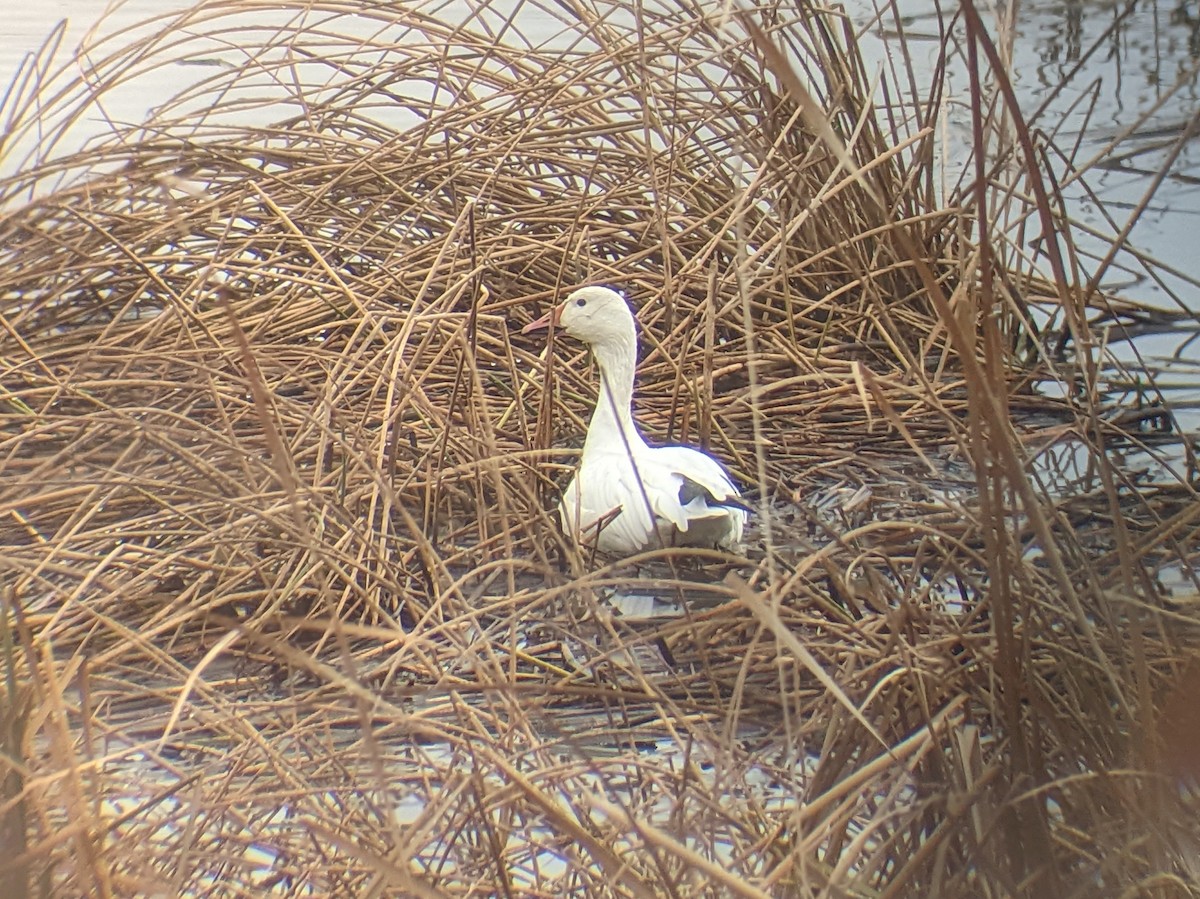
left=0, top=0, right=1198, bottom=896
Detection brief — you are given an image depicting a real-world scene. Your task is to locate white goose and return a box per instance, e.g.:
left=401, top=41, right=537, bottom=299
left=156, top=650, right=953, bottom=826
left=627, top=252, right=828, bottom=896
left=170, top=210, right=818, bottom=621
left=523, top=285, right=747, bottom=554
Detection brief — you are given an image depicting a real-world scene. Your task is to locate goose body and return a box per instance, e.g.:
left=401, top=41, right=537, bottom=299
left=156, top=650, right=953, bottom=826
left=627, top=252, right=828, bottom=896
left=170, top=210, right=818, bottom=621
left=524, top=286, right=747, bottom=554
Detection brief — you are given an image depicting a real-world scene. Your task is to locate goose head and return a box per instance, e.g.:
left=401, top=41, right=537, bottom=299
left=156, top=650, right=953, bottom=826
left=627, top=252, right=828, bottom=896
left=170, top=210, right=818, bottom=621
left=522, top=286, right=636, bottom=351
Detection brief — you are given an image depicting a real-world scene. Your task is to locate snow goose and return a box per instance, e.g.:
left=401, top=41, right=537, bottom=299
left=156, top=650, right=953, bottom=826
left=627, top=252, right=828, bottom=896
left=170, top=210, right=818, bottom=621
left=523, top=285, right=747, bottom=554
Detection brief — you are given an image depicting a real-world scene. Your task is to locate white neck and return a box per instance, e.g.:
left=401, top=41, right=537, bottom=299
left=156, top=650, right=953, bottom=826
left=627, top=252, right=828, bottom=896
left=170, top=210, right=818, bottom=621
left=583, top=333, right=646, bottom=456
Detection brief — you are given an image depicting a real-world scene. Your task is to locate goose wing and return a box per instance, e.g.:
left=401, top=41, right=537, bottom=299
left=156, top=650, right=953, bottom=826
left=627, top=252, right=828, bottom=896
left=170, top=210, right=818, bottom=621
left=560, top=446, right=747, bottom=552
left=640, top=445, right=746, bottom=534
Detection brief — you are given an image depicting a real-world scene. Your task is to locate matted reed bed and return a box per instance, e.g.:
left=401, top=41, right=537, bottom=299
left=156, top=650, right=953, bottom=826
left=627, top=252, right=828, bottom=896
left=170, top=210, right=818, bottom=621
left=1, top=0, right=1198, bottom=895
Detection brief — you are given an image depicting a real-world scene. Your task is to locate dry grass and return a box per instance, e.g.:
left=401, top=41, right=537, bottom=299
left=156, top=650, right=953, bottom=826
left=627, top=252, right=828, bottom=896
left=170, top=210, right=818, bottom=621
left=1, top=0, right=1198, bottom=895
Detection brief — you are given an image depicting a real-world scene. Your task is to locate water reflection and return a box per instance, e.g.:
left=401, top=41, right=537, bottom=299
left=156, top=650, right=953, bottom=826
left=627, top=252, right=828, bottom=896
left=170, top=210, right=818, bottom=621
left=1171, top=2, right=1200, bottom=58
left=1034, top=0, right=1085, bottom=70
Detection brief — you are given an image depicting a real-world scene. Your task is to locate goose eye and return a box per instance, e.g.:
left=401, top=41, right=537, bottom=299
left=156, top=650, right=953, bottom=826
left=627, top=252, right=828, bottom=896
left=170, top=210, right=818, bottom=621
left=575, top=298, right=586, bottom=307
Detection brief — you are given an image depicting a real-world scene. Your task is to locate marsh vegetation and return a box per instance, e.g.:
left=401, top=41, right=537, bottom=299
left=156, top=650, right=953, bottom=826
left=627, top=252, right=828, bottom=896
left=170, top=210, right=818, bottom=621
left=1, top=0, right=1198, bottom=895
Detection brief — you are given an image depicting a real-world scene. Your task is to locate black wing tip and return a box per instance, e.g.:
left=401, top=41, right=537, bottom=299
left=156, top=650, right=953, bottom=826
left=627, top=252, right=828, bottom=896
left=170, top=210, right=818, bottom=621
left=678, top=475, right=753, bottom=513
